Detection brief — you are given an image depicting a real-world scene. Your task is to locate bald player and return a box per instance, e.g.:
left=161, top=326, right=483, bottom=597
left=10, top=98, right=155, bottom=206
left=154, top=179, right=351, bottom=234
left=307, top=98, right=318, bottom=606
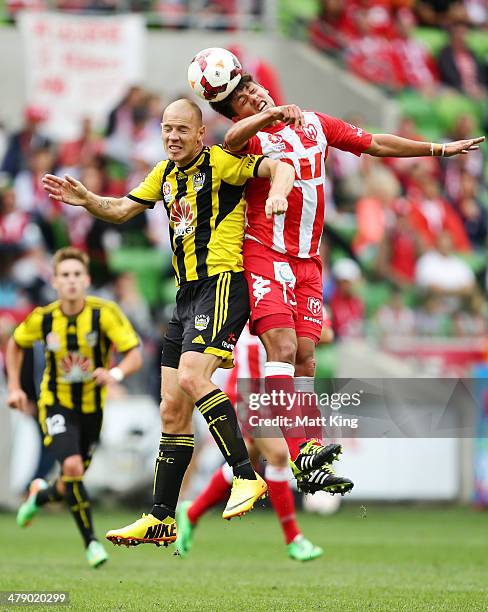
left=42, top=99, right=296, bottom=548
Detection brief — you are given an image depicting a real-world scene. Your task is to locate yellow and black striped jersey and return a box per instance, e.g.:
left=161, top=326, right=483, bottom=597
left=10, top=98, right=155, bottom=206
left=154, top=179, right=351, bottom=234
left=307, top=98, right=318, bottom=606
left=127, top=145, right=265, bottom=284
left=13, top=296, right=139, bottom=415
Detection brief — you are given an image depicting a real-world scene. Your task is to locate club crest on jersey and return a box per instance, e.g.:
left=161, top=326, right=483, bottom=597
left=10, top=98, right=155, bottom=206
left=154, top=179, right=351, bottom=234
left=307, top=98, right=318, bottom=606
left=194, top=314, right=210, bottom=331
left=162, top=181, right=173, bottom=203
left=267, top=133, right=286, bottom=152
left=85, top=331, right=98, bottom=347
left=192, top=172, right=205, bottom=191
left=170, top=197, right=194, bottom=237
left=46, top=332, right=61, bottom=351
left=60, top=351, right=93, bottom=382
left=307, top=297, right=322, bottom=317
left=302, top=123, right=318, bottom=141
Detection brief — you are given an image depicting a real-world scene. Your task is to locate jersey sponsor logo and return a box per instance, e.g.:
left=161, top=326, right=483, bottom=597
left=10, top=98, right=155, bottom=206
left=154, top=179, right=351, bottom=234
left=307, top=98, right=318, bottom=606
left=304, top=315, right=322, bottom=325
left=60, top=351, right=93, bottom=382
left=250, top=273, right=271, bottom=306
left=170, top=197, right=194, bottom=237
left=45, top=413, right=67, bottom=436
left=273, top=261, right=296, bottom=285
left=227, top=332, right=237, bottom=344
left=85, top=331, right=98, bottom=348
left=192, top=172, right=205, bottom=191
left=194, top=314, right=210, bottom=331
left=144, top=521, right=176, bottom=540
left=302, top=123, right=318, bottom=141
left=222, top=340, right=235, bottom=350
left=46, top=332, right=61, bottom=351
left=267, top=133, right=286, bottom=152
left=192, top=335, right=206, bottom=345
left=307, top=297, right=322, bottom=317
left=163, top=181, right=173, bottom=203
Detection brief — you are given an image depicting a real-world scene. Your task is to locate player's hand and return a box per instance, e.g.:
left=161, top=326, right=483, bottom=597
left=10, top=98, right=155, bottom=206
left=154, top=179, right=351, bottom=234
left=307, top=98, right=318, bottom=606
left=265, top=195, right=288, bottom=219
left=42, top=174, right=89, bottom=207
left=443, top=136, right=485, bottom=157
left=272, top=105, right=305, bottom=130
left=92, top=368, right=116, bottom=386
left=7, top=388, right=28, bottom=413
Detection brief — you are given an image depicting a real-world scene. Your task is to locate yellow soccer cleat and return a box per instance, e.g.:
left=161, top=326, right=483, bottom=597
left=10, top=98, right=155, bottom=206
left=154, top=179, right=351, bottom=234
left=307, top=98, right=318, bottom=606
left=222, top=473, right=267, bottom=520
left=105, top=514, right=176, bottom=548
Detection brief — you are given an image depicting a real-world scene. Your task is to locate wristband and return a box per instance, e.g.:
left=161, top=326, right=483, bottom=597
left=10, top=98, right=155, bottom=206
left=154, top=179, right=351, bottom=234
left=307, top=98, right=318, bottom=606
left=109, top=367, right=124, bottom=382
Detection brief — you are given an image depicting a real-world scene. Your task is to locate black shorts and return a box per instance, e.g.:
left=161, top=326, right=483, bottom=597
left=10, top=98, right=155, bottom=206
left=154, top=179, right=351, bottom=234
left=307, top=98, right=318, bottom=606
left=161, top=271, right=250, bottom=369
left=42, top=405, right=103, bottom=469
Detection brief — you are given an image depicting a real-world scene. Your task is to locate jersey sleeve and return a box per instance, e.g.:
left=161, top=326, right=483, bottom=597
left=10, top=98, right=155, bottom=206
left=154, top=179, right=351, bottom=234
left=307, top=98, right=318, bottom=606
left=318, top=113, right=372, bottom=156
left=224, top=134, right=263, bottom=156
left=211, top=145, right=265, bottom=185
left=13, top=308, right=44, bottom=348
left=127, top=161, right=167, bottom=208
left=100, top=302, right=140, bottom=353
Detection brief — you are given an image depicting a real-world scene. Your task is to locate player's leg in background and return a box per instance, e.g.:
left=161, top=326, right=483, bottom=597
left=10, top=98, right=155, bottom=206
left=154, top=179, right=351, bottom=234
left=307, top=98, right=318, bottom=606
left=295, top=336, right=323, bottom=441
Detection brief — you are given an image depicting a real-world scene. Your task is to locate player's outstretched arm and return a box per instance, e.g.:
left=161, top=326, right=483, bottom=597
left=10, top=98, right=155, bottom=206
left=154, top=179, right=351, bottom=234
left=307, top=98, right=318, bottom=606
left=258, top=158, right=295, bottom=219
left=225, top=105, right=305, bottom=151
left=365, top=134, right=485, bottom=158
left=42, top=174, right=144, bottom=224
left=5, top=338, right=28, bottom=413
left=92, top=346, right=143, bottom=386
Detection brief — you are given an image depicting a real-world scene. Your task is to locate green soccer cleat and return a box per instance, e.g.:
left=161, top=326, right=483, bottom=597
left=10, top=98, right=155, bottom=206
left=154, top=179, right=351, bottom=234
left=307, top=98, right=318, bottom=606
left=290, top=440, right=342, bottom=479
left=86, top=540, right=108, bottom=569
left=287, top=535, right=324, bottom=562
left=16, top=478, right=48, bottom=528
left=175, top=501, right=194, bottom=558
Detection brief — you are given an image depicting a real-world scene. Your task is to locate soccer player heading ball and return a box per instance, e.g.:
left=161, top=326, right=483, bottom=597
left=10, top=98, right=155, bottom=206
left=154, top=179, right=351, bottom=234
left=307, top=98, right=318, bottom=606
left=190, top=47, right=485, bottom=495
left=42, top=99, right=295, bottom=548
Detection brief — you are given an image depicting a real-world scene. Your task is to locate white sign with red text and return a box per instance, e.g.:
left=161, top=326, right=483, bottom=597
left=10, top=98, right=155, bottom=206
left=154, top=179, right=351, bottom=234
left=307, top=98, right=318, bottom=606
left=19, top=12, right=145, bottom=141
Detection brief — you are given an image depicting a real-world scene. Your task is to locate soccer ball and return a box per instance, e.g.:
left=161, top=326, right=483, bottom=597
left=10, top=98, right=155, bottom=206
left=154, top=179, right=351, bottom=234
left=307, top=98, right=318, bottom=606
left=188, top=47, right=242, bottom=103
left=302, top=491, right=341, bottom=515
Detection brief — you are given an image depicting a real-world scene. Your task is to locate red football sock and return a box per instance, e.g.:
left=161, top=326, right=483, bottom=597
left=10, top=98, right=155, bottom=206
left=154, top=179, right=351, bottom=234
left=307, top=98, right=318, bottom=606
left=265, top=465, right=300, bottom=544
left=187, top=466, right=232, bottom=525
left=265, top=362, right=307, bottom=461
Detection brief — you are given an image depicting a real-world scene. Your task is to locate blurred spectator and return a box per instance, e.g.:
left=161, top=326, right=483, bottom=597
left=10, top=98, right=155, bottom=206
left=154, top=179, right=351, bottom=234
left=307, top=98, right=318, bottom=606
left=328, top=258, right=365, bottom=339
left=353, top=165, right=401, bottom=256
left=1, top=105, right=51, bottom=179
left=452, top=290, right=488, bottom=336
left=113, top=271, right=152, bottom=339
left=308, top=0, right=356, bottom=55
left=415, top=230, right=475, bottom=295
left=415, top=0, right=465, bottom=27
left=375, top=289, right=416, bottom=338
left=415, top=293, right=451, bottom=336
left=437, top=21, right=487, bottom=99
left=57, top=117, right=104, bottom=173
left=375, top=197, right=425, bottom=287
left=464, top=0, right=488, bottom=27
left=409, top=177, right=471, bottom=252
left=104, top=85, right=146, bottom=164
left=454, top=171, right=487, bottom=248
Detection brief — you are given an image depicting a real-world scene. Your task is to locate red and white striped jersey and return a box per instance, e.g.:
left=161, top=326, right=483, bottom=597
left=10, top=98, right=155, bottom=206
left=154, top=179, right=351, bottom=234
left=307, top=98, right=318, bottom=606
left=239, top=112, right=372, bottom=258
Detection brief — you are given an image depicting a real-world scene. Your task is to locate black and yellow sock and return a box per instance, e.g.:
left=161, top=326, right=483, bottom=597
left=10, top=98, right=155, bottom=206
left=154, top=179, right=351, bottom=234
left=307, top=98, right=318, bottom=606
left=196, top=389, right=255, bottom=480
left=62, top=476, right=95, bottom=548
left=151, top=433, right=194, bottom=521
left=36, top=481, right=64, bottom=506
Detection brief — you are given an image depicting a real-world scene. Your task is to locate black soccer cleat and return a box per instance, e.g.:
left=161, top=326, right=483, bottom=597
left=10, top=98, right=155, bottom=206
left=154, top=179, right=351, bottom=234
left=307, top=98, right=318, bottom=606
left=297, top=466, right=354, bottom=496
left=290, top=440, right=343, bottom=478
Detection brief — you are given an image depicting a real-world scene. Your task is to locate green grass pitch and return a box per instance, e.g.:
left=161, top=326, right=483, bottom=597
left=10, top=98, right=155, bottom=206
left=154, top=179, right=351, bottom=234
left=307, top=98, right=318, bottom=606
left=0, top=505, right=487, bottom=611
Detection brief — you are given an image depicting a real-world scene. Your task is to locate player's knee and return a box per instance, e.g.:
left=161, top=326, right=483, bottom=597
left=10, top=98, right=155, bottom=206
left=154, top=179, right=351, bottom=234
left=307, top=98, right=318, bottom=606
left=62, top=455, right=84, bottom=478
left=177, top=366, right=206, bottom=400
left=160, top=397, right=191, bottom=433
left=263, top=331, right=297, bottom=364
left=295, top=355, right=316, bottom=378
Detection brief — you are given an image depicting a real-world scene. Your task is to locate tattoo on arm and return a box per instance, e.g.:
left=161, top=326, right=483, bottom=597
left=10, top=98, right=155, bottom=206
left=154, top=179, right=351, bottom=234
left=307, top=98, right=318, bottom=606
left=99, top=198, right=111, bottom=210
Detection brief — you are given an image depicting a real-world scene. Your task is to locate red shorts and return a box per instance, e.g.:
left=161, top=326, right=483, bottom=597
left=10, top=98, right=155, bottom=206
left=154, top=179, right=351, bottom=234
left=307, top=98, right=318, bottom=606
left=243, top=239, right=324, bottom=343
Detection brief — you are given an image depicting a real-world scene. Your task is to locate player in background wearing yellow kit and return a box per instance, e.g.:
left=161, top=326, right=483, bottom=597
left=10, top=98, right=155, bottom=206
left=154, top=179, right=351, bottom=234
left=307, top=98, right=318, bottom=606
left=6, top=247, right=142, bottom=568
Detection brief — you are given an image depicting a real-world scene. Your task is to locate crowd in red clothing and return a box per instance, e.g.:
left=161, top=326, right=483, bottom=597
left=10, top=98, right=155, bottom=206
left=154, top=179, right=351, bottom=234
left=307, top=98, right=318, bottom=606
left=309, top=0, right=488, bottom=96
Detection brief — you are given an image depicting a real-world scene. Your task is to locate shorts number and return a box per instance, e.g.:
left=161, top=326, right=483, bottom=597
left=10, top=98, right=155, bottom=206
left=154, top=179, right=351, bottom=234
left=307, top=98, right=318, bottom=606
left=46, top=414, right=67, bottom=436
